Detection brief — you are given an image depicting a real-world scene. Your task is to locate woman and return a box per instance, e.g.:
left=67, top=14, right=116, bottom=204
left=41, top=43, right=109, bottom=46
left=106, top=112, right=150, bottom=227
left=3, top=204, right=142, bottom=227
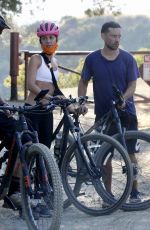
left=25, top=21, right=62, bottom=148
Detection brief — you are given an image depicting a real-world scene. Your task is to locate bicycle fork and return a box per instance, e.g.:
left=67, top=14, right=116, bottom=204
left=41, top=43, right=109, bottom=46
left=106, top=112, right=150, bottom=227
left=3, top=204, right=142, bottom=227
left=36, top=155, right=53, bottom=194
left=73, top=132, right=102, bottom=179
left=67, top=113, right=102, bottom=179
left=18, top=144, right=33, bottom=196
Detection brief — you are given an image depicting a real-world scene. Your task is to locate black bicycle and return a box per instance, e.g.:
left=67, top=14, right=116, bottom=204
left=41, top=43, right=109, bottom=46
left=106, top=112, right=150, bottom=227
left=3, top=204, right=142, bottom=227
left=79, top=85, right=150, bottom=211
left=0, top=90, right=63, bottom=230
left=46, top=95, right=133, bottom=216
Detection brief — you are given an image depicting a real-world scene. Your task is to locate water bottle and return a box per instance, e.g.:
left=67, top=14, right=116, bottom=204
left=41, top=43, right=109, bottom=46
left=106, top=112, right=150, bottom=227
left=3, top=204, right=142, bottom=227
left=54, top=132, right=62, bottom=163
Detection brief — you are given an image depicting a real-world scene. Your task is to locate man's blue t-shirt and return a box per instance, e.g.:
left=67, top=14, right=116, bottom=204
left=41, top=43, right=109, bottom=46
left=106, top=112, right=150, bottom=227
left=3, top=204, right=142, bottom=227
left=81, top=49, right=139, bottom=117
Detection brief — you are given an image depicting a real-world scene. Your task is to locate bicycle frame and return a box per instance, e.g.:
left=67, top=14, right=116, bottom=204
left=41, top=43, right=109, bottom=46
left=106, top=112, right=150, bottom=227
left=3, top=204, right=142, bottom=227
left=83, top=95, right=128, bottom=149
left=0, top=89, right=52, bottom=200
left=52, top=105, right=101, bottom=178
left=0, top=109, right=39, bottom=199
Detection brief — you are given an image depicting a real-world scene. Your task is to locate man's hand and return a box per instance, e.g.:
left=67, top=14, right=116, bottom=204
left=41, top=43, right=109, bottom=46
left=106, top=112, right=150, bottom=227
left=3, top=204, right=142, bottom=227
left=116, top=98, right=126, bottom=110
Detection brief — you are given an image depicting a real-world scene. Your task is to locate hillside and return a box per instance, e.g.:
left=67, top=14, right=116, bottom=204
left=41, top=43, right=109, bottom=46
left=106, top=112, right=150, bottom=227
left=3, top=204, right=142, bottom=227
left=1, top=15, right=150, bottom=98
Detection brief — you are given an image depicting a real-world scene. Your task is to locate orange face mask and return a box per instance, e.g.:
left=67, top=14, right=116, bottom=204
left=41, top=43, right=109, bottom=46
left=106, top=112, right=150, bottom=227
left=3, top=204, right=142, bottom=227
left=41, top=43, right=58, bottom=55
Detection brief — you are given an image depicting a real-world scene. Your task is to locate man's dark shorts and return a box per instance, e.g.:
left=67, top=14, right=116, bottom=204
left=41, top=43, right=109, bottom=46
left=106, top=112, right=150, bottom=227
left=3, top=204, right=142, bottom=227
left=95, top=111, right=138, bottom=154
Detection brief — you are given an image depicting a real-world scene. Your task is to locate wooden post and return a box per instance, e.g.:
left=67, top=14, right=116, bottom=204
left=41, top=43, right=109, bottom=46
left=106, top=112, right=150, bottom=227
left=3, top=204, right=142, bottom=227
left=10, top=32, right=19, bottom=100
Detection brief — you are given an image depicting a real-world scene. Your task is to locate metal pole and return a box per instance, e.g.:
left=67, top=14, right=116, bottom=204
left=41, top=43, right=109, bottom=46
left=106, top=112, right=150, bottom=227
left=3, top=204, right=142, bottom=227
left=24, top=51, right=29, bottom=100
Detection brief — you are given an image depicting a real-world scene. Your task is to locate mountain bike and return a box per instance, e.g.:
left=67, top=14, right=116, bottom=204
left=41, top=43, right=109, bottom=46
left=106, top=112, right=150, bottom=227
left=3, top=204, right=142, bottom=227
left=0, top=90, right=63, bottom=230
left=80, top=85, right=150, bottom=211
left=46, top=96, right=133, bottom=216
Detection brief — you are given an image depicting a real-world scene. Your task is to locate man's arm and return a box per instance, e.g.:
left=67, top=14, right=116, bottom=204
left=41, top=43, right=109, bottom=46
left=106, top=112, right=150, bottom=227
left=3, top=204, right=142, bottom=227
left=0, top=97, right=6, bottom=105
left=77, top=78, right=89, bottom=115
left=0, top=97, right=11, bottom=117
left=123, top=80, right=136, bottom=101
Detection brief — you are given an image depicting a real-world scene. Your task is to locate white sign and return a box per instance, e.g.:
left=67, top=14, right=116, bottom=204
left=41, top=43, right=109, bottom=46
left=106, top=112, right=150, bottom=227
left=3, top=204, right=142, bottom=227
left=144, top=55, right=150, bottom=62
left=143, top=55, right=150, bottom=81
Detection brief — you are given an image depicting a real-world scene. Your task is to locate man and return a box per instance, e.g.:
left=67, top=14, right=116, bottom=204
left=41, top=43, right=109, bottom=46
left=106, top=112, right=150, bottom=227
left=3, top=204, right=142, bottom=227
left=0, top=15, right=16, bottom=159
left=0, top=16, right=22, bottom=208
left=0, top=15, right=10, bottom=34
left=0, top=15, right=10, bottom=106
left=78, top=21, right=140, bottom=203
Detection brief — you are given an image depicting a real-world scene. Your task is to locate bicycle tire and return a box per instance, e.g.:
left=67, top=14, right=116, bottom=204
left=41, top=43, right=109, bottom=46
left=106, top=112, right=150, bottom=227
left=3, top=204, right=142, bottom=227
left=113, top=130, right=150, bottom=211
left=20, top=143, right=63, bottom=230
left=51, top=132, right=77, bottom=209
left=61, top=133, right=132, bottom=216
left=60, top=134, right=78, bottom=209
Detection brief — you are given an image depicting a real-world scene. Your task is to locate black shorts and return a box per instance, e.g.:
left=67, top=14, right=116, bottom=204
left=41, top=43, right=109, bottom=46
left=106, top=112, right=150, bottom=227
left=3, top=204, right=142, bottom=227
left=95, top=112, right=138, bottom=154
left=24, top=103, right=53, bottom=148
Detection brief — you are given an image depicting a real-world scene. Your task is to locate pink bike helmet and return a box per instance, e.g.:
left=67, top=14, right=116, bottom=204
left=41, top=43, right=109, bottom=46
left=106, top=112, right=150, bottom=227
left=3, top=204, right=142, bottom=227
left=37, top=21, right=59, bottom=37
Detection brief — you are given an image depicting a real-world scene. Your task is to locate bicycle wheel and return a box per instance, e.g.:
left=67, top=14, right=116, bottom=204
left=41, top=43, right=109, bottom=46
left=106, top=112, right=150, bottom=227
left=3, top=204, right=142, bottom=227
left=51, top=132, right=76, bottom=209
left=114, top=130, right=150, bottom=211
left=61, top=133, right=132, bottom=216
left=20, top=143, right=63, bottom=230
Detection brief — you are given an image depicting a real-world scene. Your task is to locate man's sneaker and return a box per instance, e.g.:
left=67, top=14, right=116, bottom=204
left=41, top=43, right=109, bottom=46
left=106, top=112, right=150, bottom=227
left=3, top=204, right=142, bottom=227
left=19, top=208, right=40, bottom=221
left=32, top=204, right=52, bottom=218
left=129, top=190, right=141, bottom=203
left=20, top=204, right=52, bottom=220
left=102, top=193, right=115, bottom=208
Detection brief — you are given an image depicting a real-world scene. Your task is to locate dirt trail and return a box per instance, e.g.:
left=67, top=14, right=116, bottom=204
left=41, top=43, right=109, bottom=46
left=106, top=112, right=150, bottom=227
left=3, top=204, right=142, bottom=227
left=0, top=201, right=150, bottom=230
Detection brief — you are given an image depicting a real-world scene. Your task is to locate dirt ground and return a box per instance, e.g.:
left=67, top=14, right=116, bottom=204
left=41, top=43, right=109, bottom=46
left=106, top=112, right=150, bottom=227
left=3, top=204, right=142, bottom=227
left=0, top=78, right=150, bottom=230
left=1, top=202, right=150, bottom=230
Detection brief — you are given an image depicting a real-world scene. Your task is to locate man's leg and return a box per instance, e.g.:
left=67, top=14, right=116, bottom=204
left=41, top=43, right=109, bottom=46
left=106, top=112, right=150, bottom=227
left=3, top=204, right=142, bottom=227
left=129, top=153, right=138, bottom=188
left=125, top=114, right=141, bottom=202
left=102, top=157, right=112, bottom=194
left=95, top=115, right=115, bottom=195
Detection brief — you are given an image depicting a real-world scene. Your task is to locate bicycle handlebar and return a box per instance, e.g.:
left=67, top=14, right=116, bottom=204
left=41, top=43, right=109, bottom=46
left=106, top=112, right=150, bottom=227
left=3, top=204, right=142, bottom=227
left=0, top=104, right=44, bottom=114
left=48, top=96, right=88, bottom=108
left=0, top=96, right=88, bottom=115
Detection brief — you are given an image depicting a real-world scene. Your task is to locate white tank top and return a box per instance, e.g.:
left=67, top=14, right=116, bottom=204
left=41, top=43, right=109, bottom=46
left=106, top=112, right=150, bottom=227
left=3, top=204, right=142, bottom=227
left=36, top=56, right=59, bottom=83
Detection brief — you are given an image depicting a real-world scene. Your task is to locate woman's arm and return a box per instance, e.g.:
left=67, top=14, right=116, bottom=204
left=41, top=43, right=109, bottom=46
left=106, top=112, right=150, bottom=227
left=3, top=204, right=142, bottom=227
left=78, top=78, right=89, bottom=97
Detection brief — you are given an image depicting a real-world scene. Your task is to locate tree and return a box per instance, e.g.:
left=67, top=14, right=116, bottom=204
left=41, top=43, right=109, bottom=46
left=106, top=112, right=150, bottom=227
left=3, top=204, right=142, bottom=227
left=82, top=0, right=121, bottom=17
left=4, top=63, right=25, bottom=99
left=0, top=0, right=22, bottom=15
left=0, top=0, right=46, bottom=16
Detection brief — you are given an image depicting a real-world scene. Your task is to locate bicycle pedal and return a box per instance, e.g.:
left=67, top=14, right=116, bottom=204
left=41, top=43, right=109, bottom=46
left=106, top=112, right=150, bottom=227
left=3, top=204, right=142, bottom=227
left=85, top=181, right=92, bottom=185
left=3, top=196, right=18, bottom=210
left=122, top=166, right=127, bottom=174
left=77, top=192, right=85, bottom=197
